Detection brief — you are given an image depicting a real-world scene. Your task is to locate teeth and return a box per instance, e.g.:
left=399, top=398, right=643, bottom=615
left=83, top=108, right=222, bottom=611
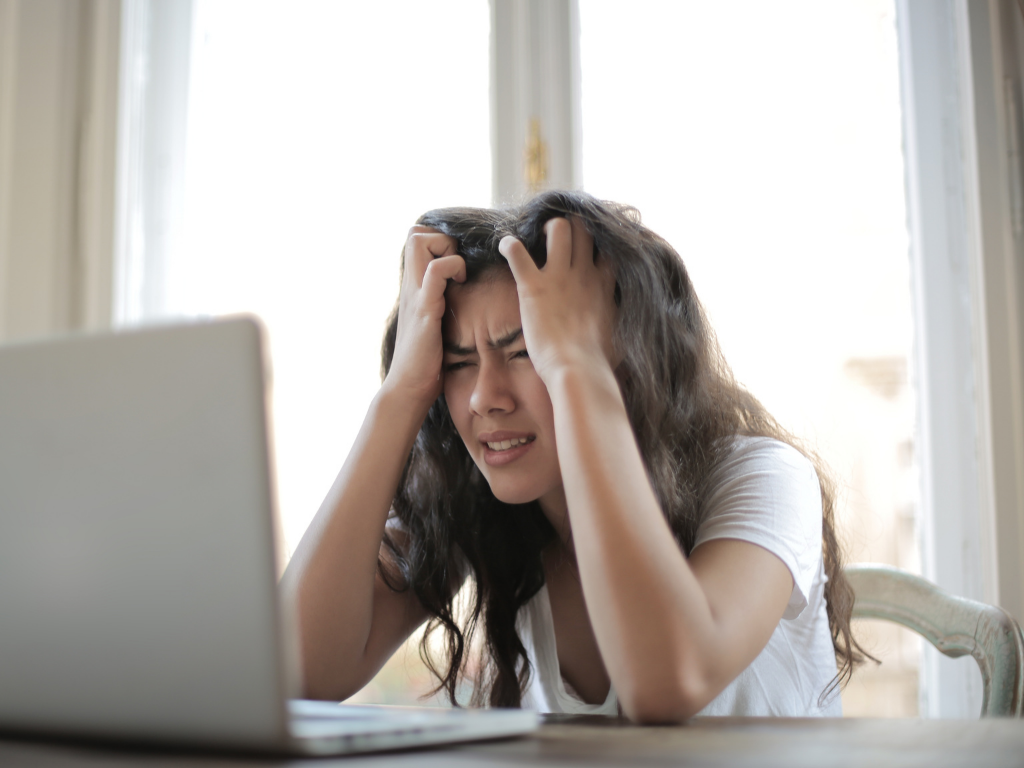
left=486, top=437, right=533, bottom=451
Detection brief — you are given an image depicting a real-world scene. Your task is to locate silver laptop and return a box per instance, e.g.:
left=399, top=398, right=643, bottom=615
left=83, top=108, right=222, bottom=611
left=0, top=317, right=537, bottom=755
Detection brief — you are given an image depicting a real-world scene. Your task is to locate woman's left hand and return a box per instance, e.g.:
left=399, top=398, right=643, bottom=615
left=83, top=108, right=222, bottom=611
left=498, top=217, right=617, bottom=384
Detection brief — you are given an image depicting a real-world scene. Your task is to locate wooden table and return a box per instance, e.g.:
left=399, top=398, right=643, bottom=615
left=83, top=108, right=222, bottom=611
left=1, top=716, right=1022, bottom=767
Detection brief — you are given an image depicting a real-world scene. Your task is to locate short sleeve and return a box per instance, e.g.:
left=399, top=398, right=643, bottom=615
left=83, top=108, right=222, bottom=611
left=692, top=437, right=823, bottom=620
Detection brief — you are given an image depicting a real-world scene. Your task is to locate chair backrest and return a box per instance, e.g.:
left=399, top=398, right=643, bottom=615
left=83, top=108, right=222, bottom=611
left=846, top=564, right=1024, bottom=717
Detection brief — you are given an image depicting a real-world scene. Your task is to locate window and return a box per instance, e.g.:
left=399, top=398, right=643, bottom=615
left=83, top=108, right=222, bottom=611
left=579, top=0, right=918, bottom=716
left=113, top=0, right=1020, bottom=716
left=148, top=0, right=491, bottom=554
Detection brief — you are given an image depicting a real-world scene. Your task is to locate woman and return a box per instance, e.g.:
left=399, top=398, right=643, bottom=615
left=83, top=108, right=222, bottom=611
left=281, top=190, right=866, bottom=721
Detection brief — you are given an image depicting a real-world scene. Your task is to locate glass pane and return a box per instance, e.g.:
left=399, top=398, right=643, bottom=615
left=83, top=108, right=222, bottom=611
left=177, top=0, right=490, bottom=554
left=580, top=0, right=917, bottom=715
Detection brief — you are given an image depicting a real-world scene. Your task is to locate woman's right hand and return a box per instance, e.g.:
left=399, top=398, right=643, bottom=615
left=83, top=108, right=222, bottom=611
left=383, top=225, right=466, bottom=410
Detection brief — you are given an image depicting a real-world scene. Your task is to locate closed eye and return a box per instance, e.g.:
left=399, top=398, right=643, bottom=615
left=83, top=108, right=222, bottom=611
left=510, top=349, right=530, bottom=361
left=445, top=360, right=472, bottom=372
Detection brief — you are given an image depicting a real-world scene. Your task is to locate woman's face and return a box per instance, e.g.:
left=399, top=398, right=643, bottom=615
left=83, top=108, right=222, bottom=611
left=442, top=273, right=564, bottom=514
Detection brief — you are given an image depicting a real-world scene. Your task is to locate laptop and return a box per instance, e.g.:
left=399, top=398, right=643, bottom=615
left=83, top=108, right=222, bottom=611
left=0, top=317, right=537, bottom=755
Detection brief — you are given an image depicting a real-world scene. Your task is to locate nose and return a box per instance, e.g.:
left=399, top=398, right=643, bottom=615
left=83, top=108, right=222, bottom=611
left=469, top=358, right=515, bottom=417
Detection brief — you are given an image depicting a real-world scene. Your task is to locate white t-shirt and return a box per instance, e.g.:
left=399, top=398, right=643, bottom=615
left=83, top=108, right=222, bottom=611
left=518, top=436, right=842, bottom=717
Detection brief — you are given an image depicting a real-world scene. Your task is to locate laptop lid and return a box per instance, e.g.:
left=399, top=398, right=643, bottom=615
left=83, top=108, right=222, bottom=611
left=0, top=317, right=295, bottom=749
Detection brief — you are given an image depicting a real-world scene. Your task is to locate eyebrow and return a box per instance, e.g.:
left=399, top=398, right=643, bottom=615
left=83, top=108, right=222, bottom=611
left=443, top=327, right=523, bottom=356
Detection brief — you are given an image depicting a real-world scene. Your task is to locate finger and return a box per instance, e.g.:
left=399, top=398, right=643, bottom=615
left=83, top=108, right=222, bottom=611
left=408, top=224, right=439, bottom=236
left=402, top=225, right=443, bottom=280
left=598, top=259, right=617, bottom=295
left=498, top=235, right=538, bottom=285
left=569, top=217, right=596, bottom=271
left=543, top=218, right=573, bottom=272
left=421, top=254, right=467, bottom=298
left=598, top=263, right=619, bottom=322
left=406, top=232, right=458, bottom=287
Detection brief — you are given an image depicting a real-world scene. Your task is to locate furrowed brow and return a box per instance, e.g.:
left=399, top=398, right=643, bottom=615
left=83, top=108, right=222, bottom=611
left=488, top=328, right=523, bottom=350
left=442, top=339, right=475, bottom=356
left=443, top=328, right=523, bottom=355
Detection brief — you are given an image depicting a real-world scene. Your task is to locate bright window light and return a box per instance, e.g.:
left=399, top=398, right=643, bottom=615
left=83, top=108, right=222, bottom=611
left=580, top=0, right=916, bottom=716
left=176, top=0, right=491, bottom=557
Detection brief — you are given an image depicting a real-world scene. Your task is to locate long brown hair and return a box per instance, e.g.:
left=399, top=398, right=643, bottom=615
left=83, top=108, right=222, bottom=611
left=380, top=190, right=868, bottom=707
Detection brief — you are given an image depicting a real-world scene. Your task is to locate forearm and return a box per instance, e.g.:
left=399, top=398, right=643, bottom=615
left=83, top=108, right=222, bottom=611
left=546, top=362, right=723, bottom=719
left=280, top=385, right=429, bottom=697
left=498, top=216, right=792, bottom=721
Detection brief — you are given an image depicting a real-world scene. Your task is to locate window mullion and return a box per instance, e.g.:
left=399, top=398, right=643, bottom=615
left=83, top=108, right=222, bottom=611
left=490, top=0, right=581, bottom=204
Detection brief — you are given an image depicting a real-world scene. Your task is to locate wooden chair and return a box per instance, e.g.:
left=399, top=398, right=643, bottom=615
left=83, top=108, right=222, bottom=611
left=846, top=563, right=1024, bottom=717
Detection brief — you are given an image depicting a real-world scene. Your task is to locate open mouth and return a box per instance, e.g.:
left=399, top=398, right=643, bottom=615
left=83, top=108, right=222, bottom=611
left=479, top=433, right=537, bottom=467
left=485, top=436, right=536, bottom=452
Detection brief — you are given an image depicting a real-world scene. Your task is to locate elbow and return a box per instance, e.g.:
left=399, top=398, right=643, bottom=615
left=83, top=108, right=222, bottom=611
left=298, top=660, right=344, bottom=702
left=616, top=666, right=711, bottom=724
left=300, top=660, right=338, bottom=701
left=295, top=633, right=366, bottom=702
left=619, top=690, right=702, bottom=725
left=300, top=663, right=364, bottom=702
